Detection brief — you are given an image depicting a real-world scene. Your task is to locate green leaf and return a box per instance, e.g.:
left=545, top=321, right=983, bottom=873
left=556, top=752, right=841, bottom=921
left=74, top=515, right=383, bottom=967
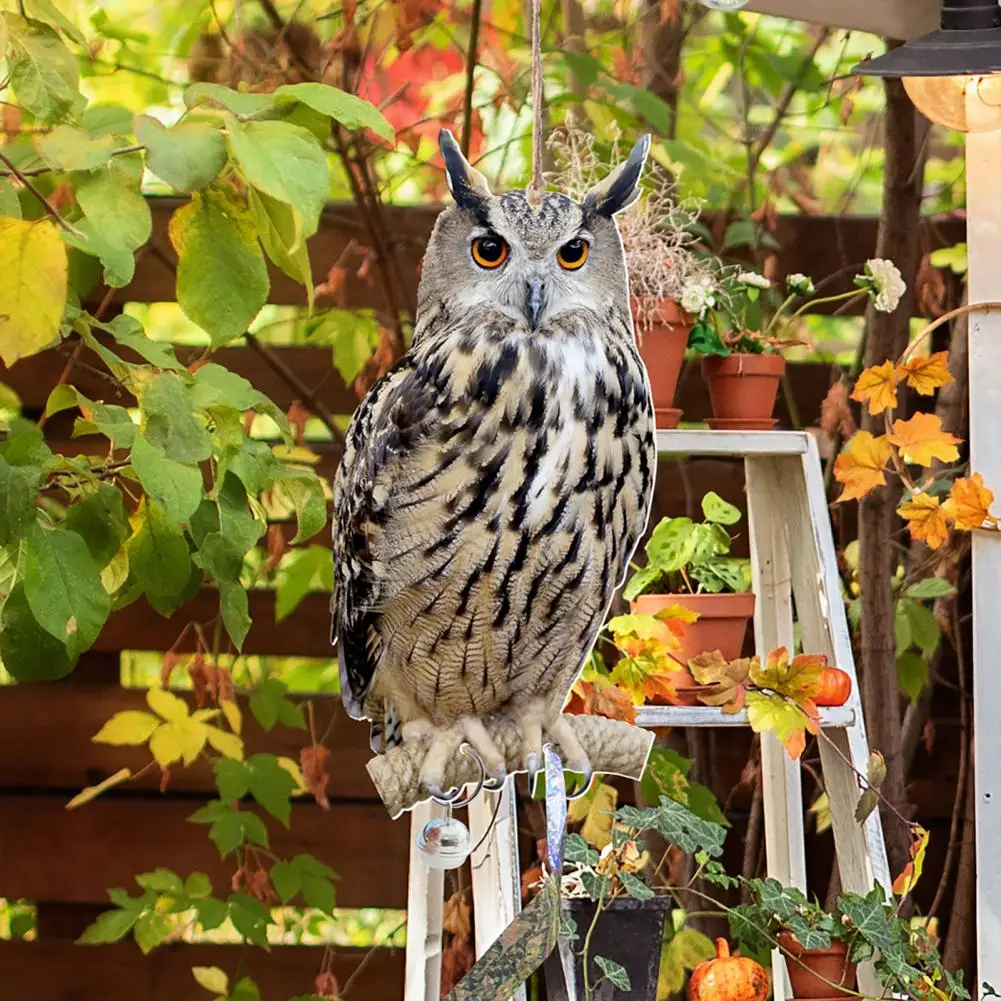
left=185, top=82, right=276, bottom=118
left=130, top=433, right=203, bottom=527
left=274, top=82, right=394, bottom=142
left=0, top=449, right=47, bottom=546
left=276, top=546, right=331, bottom=621
left=194, top=896, right=228, bottom=931
left=65, top=482, right=129, bottom=568
left=249, top=188, right=313, bottom=303
left=215, top=758, right=251, bottom=802
left=228, top=977, right=263, bottom=1001
left=0, top=179, right=22, bottom=218
left=229, top=893, right=270, bottom=945
left=77, top=907, right=139, bottom=944
left=220, top=580, right=251, bottom=651
left=37, top=125, right=114, bottom=171
left=0, top=581, right=77, bottom=680
left=894, top=601, right=912, bottom=654
left=135, top=116, right=228, bottom=192
left=275, top=472, right=327, bottom=544
left=564, top=832, right=599, bottom=866
left=622, top=565, right=660, bottom=601
left=169, top=186, right=269, bottom=345
left=185, top=872, right=214, bottom=899
left=897, top=652, right=929, bottom=703
left=904, top=600, right=941, bottom=656
left=192, top=966, right=230, bottom=995
left=0, top=216, right=68, bottom=365
left=24, top=521, right=110, bottom=658
left=249, top=678, right=306, bottom=731
left=127, top=498, right=195, bottom=615
left=82, top=104, right=136, bottom=137
left=140, top=372, right=213, bottom=464
left=227, top=119, right=329, bottom=247
left=594, top=955, right=631, bottom=992
left=6, top=15, right=81, bottom=122
left=617, top=870, right=654, bottom=900
left=76, top=165, right=153, bottom=256
left=659, top=928, right=716, bottom=995
left=904, top=577, right=955, bottom=600
left=101, top=314, right=185, bottom=371
left=134, top=911, right=173, bottom=954
left=645, top=517, right=702, bottom=575
left=300, top=871, right=335, bottom=913
left=246, top=753, right=297, bottom=826
left=135, top=867, right=184, bottom=894
left=701, top=490, right=741, bottom=525
left=216, top=473, right=264, bottom=557
left=269, top=860, right=300, bottom=903
left=25, top=0, right=87, bottom=45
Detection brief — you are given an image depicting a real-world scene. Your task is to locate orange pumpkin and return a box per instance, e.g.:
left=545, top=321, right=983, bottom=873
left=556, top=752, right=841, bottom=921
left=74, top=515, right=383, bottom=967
left=688, top=938, right=769, bottom=1001
left=815, top=667, right=852, bottom=707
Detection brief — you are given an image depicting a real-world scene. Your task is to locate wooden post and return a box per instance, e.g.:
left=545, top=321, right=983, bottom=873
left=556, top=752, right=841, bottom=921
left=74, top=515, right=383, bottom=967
left=405, top=801, right=446, bottom=1001
left=965, top=101, right=1001, bottom=998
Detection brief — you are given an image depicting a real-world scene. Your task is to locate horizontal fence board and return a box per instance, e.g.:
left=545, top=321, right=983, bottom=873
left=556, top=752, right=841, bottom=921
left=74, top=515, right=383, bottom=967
left=0, top=940, right=403, bottom=1001
left=80, top=199, right=964, bottom=315
left=0, top=795, right=409, bottom=909
left=0, top=685, right=374, bottom=801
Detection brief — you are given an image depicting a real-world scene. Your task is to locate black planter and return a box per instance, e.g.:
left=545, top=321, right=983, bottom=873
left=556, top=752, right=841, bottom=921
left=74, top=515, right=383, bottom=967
left=543, top=896, right=672, bottom=1001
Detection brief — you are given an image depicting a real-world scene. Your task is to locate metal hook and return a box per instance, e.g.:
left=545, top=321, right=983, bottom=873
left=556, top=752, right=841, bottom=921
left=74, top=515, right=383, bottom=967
left=565, top=771, right=595, bottom=802
left=429, top=742, right=487, bottom=810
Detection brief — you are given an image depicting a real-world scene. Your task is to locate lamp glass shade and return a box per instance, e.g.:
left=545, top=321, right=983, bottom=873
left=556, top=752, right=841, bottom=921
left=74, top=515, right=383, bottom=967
left=903, top=73, right=1001, bottom=132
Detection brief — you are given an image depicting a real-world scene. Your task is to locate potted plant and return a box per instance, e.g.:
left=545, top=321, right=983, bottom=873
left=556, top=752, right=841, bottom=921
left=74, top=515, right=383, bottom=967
left=681, top=261, right=907, bottom=429
left=541, top=794, right=731, bottom=1001
left=623, top=491, right=753, bottom=664
left=549, top=122, right=718, bottom=427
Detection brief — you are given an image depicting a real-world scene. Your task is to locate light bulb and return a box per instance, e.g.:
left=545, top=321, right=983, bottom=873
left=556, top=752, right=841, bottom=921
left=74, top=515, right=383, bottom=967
left=696, top=0, right=750, bottom=9
left=903, top=73, right=1001, bottom=133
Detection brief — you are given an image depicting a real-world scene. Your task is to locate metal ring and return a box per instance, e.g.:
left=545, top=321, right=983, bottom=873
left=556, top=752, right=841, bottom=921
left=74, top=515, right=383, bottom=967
left=430, top=742, right=487, bottom=809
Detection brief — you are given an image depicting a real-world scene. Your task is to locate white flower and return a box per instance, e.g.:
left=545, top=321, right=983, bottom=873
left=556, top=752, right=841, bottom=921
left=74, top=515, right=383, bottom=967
left=786, top=273, right=815, bottom=295
left=737, top=271, right=772, bottom=290
left=680, top=281, right=714, bottom=316
left=865, top=258, right=906, bottom=313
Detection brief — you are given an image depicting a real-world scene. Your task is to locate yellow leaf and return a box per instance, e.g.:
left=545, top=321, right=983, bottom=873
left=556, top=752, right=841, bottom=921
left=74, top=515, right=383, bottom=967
left=0, top=217, right=68, bottom=365
left=943, top=472, right=998, bottom=531
left=66, top=767, right=132, bottom=809
left=149, top=720, right=206, bottom=767
left=897, top=493, right=950, bottom=550
left=147, top=686, right=190, bottom=723
left=101, top=545, right=130, bottom=593
left=221, top=698, right=242, bottom=734
left=897, top=351, right=954, bottom=395
left=850, top=360, right=898, bottom=415
left=892, top=825, right=929, bottom=897
left=93, top=711, right=161, bottom=746
left=204, top=725, right=244, bottom=760
left=192, top=966, right=229, bottom=995
left=746, top=690, right=811, bottom=760
left=689, top=651, right=751, bottom=713
left=276, top=756, right=308, bottom=795
left=886, top=413, right=961, bottom=467
left=834, top=432, right=894, bottom=503
left=580, top=782, right=618, bottom=850
left=809, top=792, right=832, bottom=835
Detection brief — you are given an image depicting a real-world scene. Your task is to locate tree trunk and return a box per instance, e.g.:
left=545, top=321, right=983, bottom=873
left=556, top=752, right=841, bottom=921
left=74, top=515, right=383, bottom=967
left=858, top=73, right=929, bottom=876
left=642, top=0, right=687, bottom=139
left=943, top=736, right=976, bottom=984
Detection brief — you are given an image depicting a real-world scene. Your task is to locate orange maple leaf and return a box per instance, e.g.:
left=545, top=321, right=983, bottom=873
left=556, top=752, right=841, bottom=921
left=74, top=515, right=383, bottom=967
left=851, top=361, right=899, bottom=415
left=896, top=351, right=954, bottom=395
left=943, top=472, right=999, bottom=531
left=567, top=679, right=637, bottom=724
left=897, top=493, right=951, bottom=551
left=886, top=413, right=961, bottom=467
left=834, top=432, right=894, bottom=503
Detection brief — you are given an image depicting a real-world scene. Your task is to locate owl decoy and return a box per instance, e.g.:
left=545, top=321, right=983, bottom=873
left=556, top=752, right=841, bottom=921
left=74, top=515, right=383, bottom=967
left=332, top=129, right=657, bottom=800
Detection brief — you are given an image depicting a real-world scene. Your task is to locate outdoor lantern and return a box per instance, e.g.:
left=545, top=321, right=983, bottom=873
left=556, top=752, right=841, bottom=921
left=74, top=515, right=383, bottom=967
left=853, top=0, right=1001, bottom=132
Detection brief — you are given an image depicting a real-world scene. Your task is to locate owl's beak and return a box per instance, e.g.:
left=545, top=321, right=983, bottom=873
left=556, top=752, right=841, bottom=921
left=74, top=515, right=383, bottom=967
left=525, top=277, right=545, bottom=330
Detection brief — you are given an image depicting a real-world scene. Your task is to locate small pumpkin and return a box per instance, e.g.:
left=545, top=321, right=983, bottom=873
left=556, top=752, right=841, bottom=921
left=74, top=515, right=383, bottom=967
left=688, top=937, right=769, bottom=1001
left=815, top=667, right=852, bottom=707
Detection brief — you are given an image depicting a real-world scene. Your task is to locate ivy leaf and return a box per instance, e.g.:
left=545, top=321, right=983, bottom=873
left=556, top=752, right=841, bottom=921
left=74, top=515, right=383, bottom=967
left=0, top=581, right=77, bottom=680
left=135, top=116, right=227, bottom=192
left=140, top=372, right=213, bottom=464
left=594, top=955, right=631, bottom=992
left=275, top=471, right=327, bottom=544
left=617, top=870, right=654, bottom=900
left=127, top=498, right=195, bottom=615
left=227, top=119, right=330, bottom=249
left=247, top=754, right=297, bottom=826
left=170, top=186, right=269, bottom=345
left=273, top=82, right=394, bottom=142
left=580, top=870, right=611, bottom=902
left=564, top=833, right=600, bottom=867
left=6, top=15, right=81, bottom=122
left=249, top=189, right=314, bottom=305
left=65, top=482, right=129, bottom=568
left=0, top=217, right=68, bottom=365
left=37, top=125, right=115, bottom=171
left=24, top=521, right=110, bottom=658
left=648, top=797, right=726, bottom=857
left=130, top=433, right=203, bottom=527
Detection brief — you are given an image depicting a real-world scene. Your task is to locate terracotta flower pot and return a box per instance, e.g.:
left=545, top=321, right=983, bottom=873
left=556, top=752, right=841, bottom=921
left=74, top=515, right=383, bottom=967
left=702, top=352, right=785, bottom=429
left=777, top=932, right=857, bottom=999
left=632, top=298, right=693, bottom=428
left=631, top=592, right=756, bottom=674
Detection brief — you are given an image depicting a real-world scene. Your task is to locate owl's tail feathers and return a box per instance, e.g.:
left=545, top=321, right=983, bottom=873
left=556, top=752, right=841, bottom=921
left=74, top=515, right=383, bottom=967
left=368, top=703, right=404, bottom=755
left=367, top=715, right=654, bottom=819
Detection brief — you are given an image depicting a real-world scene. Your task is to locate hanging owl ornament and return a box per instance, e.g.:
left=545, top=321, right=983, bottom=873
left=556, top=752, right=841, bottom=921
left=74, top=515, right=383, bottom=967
left=330, top=130, right=657, bottom=837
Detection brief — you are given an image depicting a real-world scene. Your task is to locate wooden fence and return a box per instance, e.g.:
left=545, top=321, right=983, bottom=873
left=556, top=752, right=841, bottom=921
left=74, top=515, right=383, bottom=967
left=0, top=201, right=969, bottom=1000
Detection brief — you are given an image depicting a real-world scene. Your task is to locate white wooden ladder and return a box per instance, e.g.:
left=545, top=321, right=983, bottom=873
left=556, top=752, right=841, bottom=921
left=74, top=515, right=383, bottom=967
left=403, top=430, right=892, bottom=1001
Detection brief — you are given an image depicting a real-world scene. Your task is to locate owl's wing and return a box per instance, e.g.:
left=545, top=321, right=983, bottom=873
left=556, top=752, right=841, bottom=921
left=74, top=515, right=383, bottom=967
left=331, top=355, right=439, bottom=719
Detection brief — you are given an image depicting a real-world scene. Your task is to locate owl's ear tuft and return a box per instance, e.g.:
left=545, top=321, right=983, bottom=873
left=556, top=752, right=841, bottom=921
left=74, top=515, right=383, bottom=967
left=439, top=129, right=492, bottom=214
left=583, top=134, right=650, bottom=218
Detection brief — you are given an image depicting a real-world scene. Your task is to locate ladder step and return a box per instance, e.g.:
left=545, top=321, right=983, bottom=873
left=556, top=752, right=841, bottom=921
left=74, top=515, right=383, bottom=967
left=635, top=706, right=856, bottom=729
left=656, top=429, right=812, bottom=457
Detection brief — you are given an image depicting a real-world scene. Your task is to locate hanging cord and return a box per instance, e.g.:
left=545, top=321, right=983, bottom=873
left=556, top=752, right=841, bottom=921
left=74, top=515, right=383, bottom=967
left=526, top=0, right=545, bottom=205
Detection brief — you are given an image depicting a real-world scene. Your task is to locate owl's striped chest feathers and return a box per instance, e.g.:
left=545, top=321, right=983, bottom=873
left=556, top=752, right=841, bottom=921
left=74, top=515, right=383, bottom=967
left=358, top=308, right=656, bottom=724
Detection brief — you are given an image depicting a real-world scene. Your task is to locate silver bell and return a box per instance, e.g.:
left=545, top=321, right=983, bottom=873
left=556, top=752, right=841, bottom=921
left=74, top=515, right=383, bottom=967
left=696, top=0, right=750, bottom=9
left=416, top=816, right=472, bottom=870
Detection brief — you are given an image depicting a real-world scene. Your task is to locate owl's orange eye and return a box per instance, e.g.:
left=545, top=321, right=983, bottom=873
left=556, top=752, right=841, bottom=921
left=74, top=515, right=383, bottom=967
left=471, top=235, right=509, bottom=269
left=557, top=238, right=589, bottom=270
